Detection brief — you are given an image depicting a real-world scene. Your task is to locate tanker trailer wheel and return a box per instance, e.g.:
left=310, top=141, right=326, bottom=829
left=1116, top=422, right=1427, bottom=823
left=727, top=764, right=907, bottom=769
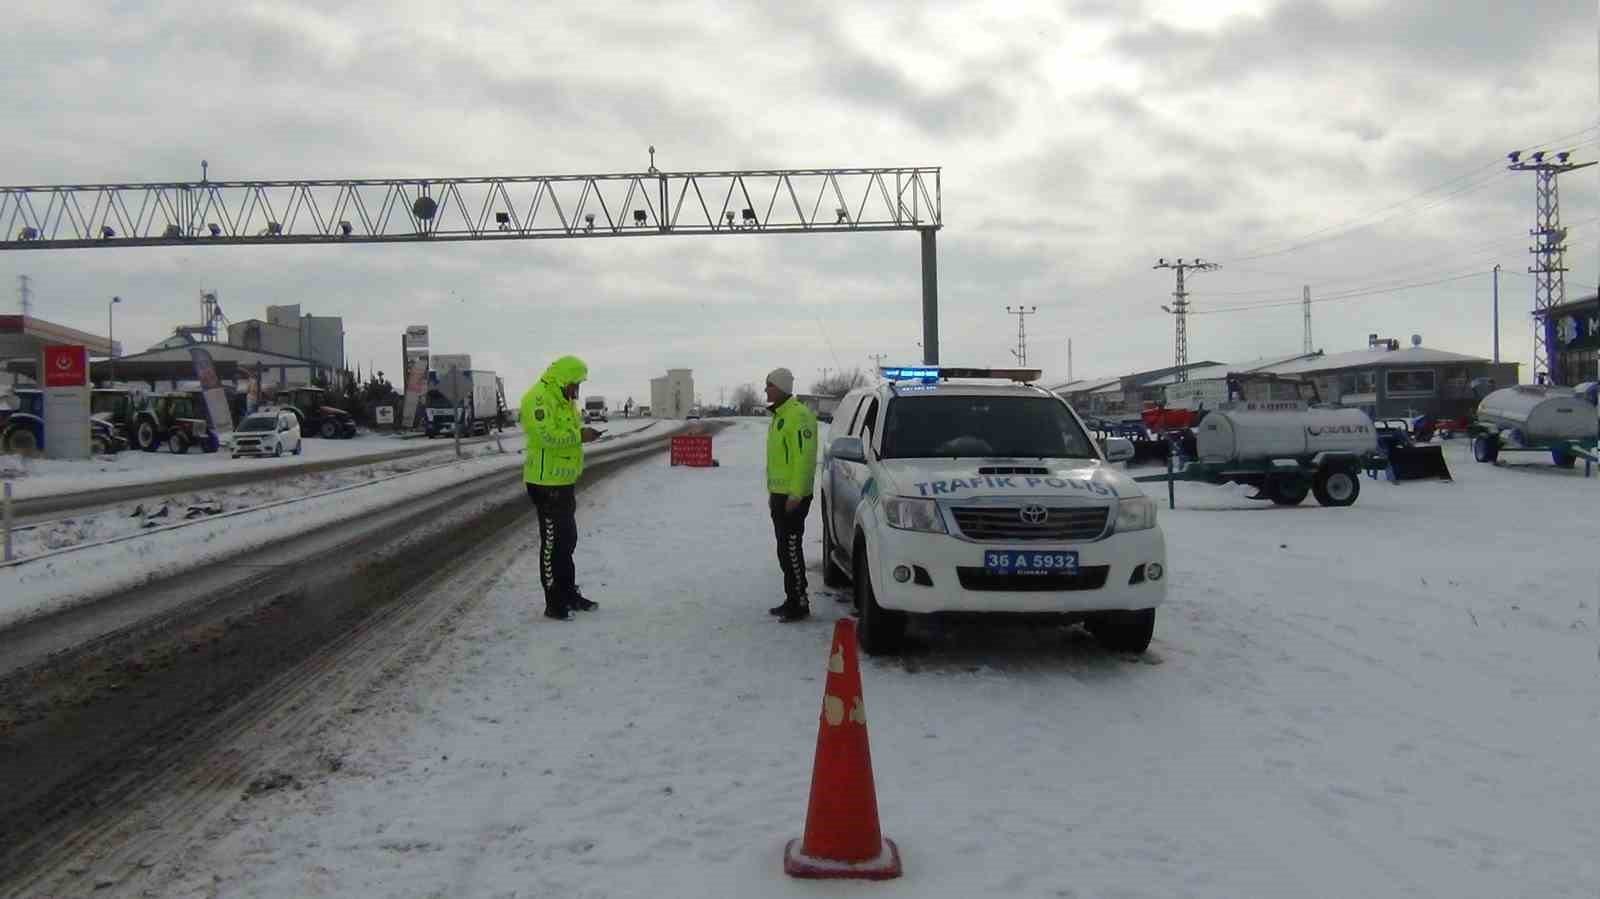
left=1551, top=449, right=1576, bottom=469
left=1472, top=435, right=1499, bottom=464
left=1312, top=467, right=1359, bottom=507
left=1266, top=476, right=1310, bottom=506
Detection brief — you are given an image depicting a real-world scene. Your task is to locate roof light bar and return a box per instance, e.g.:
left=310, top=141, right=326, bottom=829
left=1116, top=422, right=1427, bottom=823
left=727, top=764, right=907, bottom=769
left=879, top=366, right=1042, bottom=383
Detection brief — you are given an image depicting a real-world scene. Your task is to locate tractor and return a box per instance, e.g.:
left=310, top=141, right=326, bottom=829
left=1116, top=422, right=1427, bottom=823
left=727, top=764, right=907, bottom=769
left=2, top=388, right=125, bottom=455
left=275, top=386, right=357, bottom=439
left=132, top=392, right=220, bottom=454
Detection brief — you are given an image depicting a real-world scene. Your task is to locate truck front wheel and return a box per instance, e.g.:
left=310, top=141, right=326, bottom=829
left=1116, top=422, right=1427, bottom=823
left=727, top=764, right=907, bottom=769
left=855, top=546, right=906, bottom=656
left=1312, top=468, right=1359, bottom=507
left=320, top=420, right=338, bottom=439
left=1472, top=435, right=1499, bottom=464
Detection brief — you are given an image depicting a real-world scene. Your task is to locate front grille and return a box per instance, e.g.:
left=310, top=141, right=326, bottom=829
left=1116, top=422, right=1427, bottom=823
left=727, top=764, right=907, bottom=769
left=950, top=506, right=1109, bottom=542
left=956, top=566, right=1110, bottom=592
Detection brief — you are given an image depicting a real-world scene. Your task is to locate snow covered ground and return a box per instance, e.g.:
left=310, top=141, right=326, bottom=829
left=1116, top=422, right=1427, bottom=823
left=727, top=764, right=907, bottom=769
left=113, top=424, right=1599, bottom=898
left=0, top=420, right=683, bottom=632
left=0, top=419, right=661, bottom=501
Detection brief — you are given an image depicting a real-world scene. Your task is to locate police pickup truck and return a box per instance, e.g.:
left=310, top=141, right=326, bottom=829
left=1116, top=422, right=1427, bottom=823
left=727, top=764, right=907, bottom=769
left=819, top=366, right=1167, bottom=656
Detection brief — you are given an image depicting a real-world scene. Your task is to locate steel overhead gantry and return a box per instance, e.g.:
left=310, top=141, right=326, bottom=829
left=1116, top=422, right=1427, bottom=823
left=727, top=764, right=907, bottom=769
left=0, top=163, right=946, bottom=363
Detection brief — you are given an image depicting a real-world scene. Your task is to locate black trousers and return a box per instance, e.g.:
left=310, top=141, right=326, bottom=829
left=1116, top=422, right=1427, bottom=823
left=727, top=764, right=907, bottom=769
left=769, top=493, right=813, bottom=603
left=528, top=484, right=578, bottom=606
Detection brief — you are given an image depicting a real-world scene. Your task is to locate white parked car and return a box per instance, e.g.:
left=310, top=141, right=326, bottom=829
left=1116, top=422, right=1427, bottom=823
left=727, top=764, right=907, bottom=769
left=820, top=367, right=1167, bottom=655
left=232, top=409, right=303, bottom=459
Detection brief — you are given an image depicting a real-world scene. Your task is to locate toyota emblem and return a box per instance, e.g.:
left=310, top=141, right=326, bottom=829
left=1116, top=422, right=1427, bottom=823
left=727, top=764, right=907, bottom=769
left=1019, top=505, right=1048, bottom=525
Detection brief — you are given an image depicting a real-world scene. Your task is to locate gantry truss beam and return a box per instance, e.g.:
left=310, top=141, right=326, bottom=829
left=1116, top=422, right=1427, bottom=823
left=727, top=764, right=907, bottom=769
left=0, top=167, right=940, bottom=250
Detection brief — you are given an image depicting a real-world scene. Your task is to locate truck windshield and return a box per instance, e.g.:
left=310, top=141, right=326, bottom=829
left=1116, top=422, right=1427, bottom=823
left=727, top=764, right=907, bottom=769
left=881, top=395, right=1097, bottom=460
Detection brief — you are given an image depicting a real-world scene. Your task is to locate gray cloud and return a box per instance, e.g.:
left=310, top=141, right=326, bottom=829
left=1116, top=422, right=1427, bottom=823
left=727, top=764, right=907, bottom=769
left=1, top=0, right=1593, bottom=399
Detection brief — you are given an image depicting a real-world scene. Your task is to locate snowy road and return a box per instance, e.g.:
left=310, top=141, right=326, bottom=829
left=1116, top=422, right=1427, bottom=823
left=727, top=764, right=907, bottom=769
left=0, top=419, right=661, bottom=502
left=37, top=424, right=1600, bottom=898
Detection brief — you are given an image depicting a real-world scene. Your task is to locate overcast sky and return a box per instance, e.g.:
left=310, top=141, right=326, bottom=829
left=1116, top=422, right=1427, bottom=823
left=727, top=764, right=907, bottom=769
left=3, top=1, right=1597, bottom=402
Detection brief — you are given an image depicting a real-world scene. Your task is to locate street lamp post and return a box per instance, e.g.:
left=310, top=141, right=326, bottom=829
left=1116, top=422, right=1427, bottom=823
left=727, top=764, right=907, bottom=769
left=108, top=296, right=122, bottom=384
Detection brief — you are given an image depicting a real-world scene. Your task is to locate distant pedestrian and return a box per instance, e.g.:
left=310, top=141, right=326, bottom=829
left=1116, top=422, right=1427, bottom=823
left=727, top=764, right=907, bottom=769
left=521, top=355, right=602, bottom=621
left=763, top=367, right=819, bottom=622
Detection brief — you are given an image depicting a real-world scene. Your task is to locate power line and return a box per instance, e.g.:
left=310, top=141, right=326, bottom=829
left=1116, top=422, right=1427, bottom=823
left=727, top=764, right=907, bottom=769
left=1193, top=270, right=1488, bottom=316
left=1218, top=125, right=1600, bottom=265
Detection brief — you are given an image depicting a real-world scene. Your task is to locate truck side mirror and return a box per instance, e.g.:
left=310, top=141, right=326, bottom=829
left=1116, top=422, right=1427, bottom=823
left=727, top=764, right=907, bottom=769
left=1103, top=437, right=1135, bottom=463
left=830, top=436, right=867, bottom=464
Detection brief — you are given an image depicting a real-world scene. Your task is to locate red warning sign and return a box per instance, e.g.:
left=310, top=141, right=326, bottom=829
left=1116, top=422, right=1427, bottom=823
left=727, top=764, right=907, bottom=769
left=670, top=433, right=714, bottom=467
left=43, top=344, right=88, bottom=387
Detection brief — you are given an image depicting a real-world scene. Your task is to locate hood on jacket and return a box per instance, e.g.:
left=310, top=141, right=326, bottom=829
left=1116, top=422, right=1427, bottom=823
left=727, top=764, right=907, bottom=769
left=541, top=355, right=589, bottom=389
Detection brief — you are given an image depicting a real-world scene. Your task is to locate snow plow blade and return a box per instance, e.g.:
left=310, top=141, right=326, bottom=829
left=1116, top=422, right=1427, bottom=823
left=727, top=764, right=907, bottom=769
left=1385, top=445, right=1452, bottom=481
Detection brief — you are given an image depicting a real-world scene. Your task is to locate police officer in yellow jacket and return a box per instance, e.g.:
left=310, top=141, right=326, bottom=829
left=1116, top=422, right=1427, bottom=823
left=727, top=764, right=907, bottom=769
left=522, top=355, right=601, bottom=621
left=764, top=367, right=820, bottom=622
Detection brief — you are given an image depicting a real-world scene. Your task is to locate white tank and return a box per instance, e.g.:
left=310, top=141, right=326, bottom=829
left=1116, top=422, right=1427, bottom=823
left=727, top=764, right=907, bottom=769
left=1195, top=405, right=1376, bottom=463
left=1476, top=386, right=1598, bottom=442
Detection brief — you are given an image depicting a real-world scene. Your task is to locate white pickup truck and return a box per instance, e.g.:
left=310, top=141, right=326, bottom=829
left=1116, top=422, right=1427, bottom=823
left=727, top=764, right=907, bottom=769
left=819, top=366, right=1166, bottom=656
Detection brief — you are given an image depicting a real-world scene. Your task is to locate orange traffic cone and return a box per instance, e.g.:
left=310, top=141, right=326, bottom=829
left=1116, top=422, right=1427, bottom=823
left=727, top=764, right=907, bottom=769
left=784, top=618, right=902, bottom=880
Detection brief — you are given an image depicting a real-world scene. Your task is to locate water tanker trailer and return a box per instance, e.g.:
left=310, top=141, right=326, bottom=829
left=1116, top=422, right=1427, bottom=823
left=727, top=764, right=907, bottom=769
left=1469, top=384, right=1598, bottom=472
left=1134, top=400, right=1379, bottom=507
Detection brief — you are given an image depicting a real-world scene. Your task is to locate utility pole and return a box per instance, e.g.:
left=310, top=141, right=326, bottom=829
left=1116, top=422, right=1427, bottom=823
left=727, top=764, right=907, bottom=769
left=1302, top=285, right=1313, bottom=354
left=1508, top=150, right=1595, bottom=384
left=1153, top=258, right=1219, bottom=383
left=1004, top=305, right=1038, bottom=365
left=1492, top=263, right=1500, bottom=364
left=868, top=352, right=888, bottom=369
left=16, top=275, right=32, bottom=317
left=1068, top=338, right=1073, bottom=383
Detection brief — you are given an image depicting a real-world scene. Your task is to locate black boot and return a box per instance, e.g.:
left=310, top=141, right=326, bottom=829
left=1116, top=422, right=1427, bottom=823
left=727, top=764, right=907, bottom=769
left=544, top=599, right=573, bottom=621
left=568, top=592, right=598, bottom=612
left=776, top=599, right=810, bottom=622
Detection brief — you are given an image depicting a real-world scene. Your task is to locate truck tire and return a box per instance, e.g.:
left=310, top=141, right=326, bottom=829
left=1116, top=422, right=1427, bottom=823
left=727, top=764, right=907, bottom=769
left=1472, top=435, right=1499, bottom=464
left=855, top=547, right=905, bottom=656
left=1551, top=449, right=1576, bottom=469
left=1312, top=467, right=1359, bottom=507
left=820, top=500, right=849, bottom=589
left=1267, top=477, right=1310, bottom=506
left=90, top=433, right=110, bottom=455
left=137, top=420, right=159, bottom=452
left=4, top=427, right=39, bottom=456
left=168, top=433, right=189, bottom=454
left=1089, top=608, right=1156, bottom=654
left=320, top=419, right=338, bottom=440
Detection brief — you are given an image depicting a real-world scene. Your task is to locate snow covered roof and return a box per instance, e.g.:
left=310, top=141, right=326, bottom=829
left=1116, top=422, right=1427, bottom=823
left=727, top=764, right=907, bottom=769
left=1048, top=375, right=1122, bottom=394
left=1141, top=363, right=1233, bottom=387
left=1262, top=346, right=1490, bottom=374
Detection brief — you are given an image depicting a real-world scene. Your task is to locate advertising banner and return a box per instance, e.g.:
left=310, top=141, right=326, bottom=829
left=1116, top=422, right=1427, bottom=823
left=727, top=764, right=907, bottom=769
left=43, top=345, right=88, bottom=388
left=41, top=344, right=90, bottom=458
left=402, top=342, right=430, bottom=428
left=187, top=346, right=235, bottom=437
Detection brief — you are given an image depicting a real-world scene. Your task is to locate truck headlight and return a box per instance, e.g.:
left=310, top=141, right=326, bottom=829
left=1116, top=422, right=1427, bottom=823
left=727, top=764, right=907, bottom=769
left=1114, top=496, right=1157, bottom=532
left=883, top=496, right=946, bottom=534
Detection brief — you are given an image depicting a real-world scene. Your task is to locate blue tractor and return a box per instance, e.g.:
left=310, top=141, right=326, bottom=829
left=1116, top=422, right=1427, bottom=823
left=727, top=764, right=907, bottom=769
left=0, top=388, right=125, bottom=456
